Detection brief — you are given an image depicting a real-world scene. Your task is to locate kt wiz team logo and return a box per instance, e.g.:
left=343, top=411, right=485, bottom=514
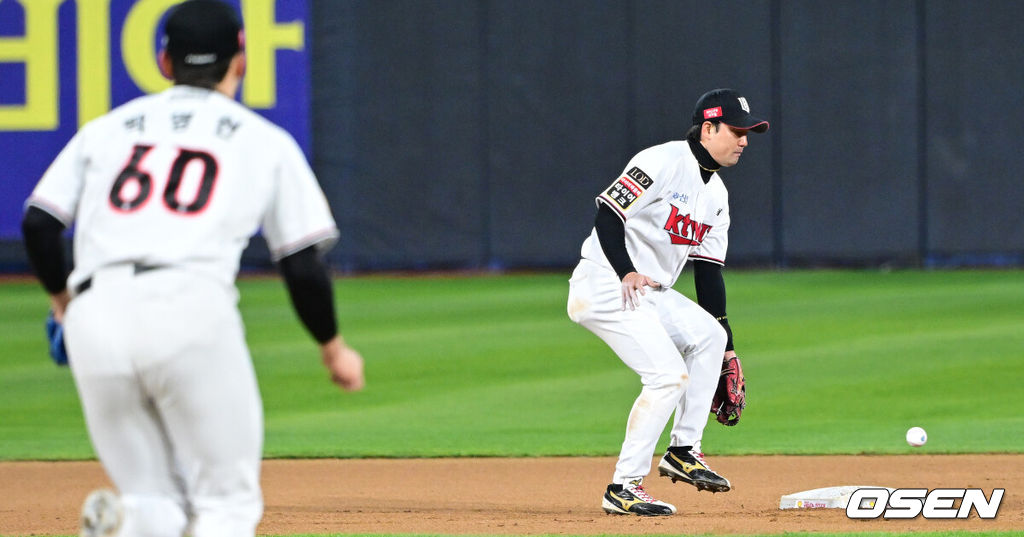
left=663, top=205, right=712, bottom=246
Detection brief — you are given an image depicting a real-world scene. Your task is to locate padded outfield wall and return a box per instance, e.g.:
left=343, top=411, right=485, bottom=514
left=2, top=0, right=1022, bottom=271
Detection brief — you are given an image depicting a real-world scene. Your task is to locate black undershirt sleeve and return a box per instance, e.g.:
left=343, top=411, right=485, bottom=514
left=594, top=203, right=637, bottom=280
left=692, top=259, right=734, bottom=352
left=278, top=246, right=338, bottom=344
left=21, top=206, right=70, bottom=294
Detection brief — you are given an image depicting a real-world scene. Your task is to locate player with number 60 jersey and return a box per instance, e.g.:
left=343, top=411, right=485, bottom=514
left=29, top=83, right=331, bottom=293
left=21, top=1, right=363, bottom=535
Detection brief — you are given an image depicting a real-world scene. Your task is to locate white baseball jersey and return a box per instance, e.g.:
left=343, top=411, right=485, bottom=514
left=26, top=85, right=337, bottom=534
left=579, top=141, right=730, bottom=288
left=27, top=85, right=337, bottom=292
left=569, top=140, right=732, bottom=485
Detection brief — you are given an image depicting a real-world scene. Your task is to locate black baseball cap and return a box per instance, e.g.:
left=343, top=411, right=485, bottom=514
left=692, top=88, right=769, bottom=133
left=163, top=0, right=243, bottom=66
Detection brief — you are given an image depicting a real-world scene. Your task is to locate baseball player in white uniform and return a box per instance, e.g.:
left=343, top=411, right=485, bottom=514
left=20, top=1, right=364, bottom=535
left=567, top=89, right=768, bottom=516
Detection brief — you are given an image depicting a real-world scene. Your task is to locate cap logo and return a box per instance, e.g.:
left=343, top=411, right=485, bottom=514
left=703, top=106, right=723, bottom=120
left=738, top=97, right=750, bottom=113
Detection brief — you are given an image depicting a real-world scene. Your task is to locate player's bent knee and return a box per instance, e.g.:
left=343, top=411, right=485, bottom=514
left=711, top=322, right=727, bottom=349
left=697, top=319, right=727, bottom=356
left=644, top=368, right=689, bottom=397
left=120, top=494, right=189, bottom=537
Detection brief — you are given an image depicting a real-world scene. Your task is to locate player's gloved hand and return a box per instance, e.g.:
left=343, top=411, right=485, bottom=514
left=45, top=311, right=69, bottom=366
left=620, top=272, right=661, bottom=311
left=321, top=336, right=365, bottom=391
left=711, top=355, right=745, bottom=425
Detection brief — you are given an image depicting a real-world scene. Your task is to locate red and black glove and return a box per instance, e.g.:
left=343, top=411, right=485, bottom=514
left=711, top=356, right=745, bottom=426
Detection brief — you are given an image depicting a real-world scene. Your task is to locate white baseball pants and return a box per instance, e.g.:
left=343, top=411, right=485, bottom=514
left=64, top=264, right=263, bottom=536
left=568, top=258, right=726, bottom=484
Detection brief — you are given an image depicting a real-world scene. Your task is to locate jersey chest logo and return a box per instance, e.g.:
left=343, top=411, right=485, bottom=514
left=663, top=204, right=712, bottom=246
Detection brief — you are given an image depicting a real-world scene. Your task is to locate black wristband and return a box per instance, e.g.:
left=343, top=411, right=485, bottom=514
left=717, top=316, right=734, bottom=352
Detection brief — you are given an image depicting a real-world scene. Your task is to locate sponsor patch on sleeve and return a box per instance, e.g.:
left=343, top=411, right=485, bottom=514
left=605, top=177, right=643, bottom=210
left=603, top=167, right=653, bottom=210
left=625, top=166, right=653, bottom=188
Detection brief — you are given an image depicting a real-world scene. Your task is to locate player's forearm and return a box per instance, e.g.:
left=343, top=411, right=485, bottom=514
left=278, top=246, right=338, bottom=344
left=594, top=203, right=637, bottom=280
left=692, top=260, right=734, bottom=352
left=21, top=206, right=70, bottom=295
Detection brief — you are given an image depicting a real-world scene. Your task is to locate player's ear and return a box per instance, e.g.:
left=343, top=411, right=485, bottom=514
left=234, top=52, right=246, bottom=78
left=158, top=50, right=174, bottom=80
left=236, top=30, right=246, bottom=78
left=701, top=121, right=715, bottom=140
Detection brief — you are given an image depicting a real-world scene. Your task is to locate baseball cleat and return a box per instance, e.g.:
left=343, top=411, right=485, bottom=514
left=601, top=478, right=676, bottom=516
left=658, top=447, right=731, bottom=493
left=80, top=488, right=123, bottom=537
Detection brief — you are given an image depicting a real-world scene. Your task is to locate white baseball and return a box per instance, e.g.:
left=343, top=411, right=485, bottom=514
left=906, top=426, right=927, bottom=447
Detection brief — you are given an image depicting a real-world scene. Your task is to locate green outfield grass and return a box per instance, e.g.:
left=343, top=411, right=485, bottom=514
left=0, top=269, right=1022, bottom=461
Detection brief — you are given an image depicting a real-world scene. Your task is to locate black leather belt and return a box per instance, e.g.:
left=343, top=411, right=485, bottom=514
left=74, top=263, right=165, bottom=295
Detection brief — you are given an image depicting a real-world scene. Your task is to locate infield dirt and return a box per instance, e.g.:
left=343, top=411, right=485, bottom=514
left=1, top=455, right=1020, bottom=535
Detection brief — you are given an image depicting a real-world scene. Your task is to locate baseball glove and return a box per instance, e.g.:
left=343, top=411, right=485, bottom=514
left=711, top=356, right=745, bottom=426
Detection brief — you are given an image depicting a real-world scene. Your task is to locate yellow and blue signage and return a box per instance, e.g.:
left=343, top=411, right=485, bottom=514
left=0, top=0, right=310, bottom=238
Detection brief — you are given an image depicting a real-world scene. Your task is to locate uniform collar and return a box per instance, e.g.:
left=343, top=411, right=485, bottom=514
left=687, top=138, right=720, bottom=184
left=166, top=84, right=217, bottom=99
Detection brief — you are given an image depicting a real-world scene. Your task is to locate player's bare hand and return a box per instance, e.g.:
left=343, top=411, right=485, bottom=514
left=620, top=272, right=661, bottom=311
left=50, top=290, right=70, bottom=323
left=321, top=336, right=365, bottom=391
